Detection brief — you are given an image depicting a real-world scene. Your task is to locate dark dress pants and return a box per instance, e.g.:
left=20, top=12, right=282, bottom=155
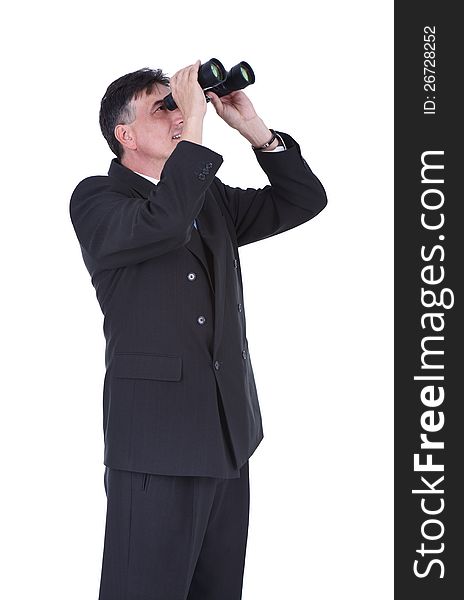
left=98, top=460, right=250, bottom=600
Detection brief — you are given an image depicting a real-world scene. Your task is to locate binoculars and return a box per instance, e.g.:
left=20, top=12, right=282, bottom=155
left=162, top=58, right=255, bottom=111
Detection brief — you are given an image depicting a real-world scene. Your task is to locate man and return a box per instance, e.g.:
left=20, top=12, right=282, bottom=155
left=69, top=59, right=327, bottom=600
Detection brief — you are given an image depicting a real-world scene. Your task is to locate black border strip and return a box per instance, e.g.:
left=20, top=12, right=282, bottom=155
left=395, top=3, right=462, bottom=597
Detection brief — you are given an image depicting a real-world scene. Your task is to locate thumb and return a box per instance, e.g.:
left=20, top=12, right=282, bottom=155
left=206, top=91, right=222, bottom=115
left=206, top=91, right=220, bottom=106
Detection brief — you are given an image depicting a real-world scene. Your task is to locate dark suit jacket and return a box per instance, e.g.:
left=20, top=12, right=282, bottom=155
left=69, top=131, right=327, bottom=478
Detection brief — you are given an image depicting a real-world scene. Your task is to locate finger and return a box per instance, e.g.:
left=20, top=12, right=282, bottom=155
left=206, top=92, right=222, bottom=113
left=206, top=91, right=219, bottom=105
left=177, top=64, right=192, bottom=79
left=188, top=60, right=200, bottom=74
left=188, top=61, right=201, bottom=78
left=185, top=62, right=197, bottom=77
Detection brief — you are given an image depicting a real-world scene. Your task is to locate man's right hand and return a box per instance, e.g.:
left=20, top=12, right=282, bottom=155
left=169, top=60, right=207, bottom=121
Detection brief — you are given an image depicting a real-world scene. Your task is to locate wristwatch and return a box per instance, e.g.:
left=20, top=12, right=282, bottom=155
left=252, top=129, right=281, bottom=151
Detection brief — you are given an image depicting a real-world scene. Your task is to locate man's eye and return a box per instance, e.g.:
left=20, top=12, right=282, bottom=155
left=155, top=105, right=165, bottom=112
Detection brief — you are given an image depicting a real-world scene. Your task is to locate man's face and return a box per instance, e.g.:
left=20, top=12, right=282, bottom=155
left=118, top=83, right=184, bottom=167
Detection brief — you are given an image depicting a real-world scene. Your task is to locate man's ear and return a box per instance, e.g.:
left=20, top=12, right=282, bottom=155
left=114, top=124, right=137, bottom=152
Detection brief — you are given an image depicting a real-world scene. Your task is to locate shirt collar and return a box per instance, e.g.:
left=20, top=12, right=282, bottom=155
left=134, top=171, right=159, bottom=185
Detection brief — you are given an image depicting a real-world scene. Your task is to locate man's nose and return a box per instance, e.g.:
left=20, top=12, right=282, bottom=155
left=170, top=107, right=183, bottom=124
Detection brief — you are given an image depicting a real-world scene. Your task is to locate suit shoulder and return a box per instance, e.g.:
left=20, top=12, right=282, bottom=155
left=69, top=175, right=134, bottom=229
left=70, top=174, right=131, bottom=206
left=71, top=174, right=112, bottom=198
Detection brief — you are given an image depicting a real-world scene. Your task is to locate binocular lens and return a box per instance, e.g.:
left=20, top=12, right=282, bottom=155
left=240, top=66, right=250, bottom=82
left=211, top=63, right=221, bottom=80
left=206, top=61, right=255, bottom=99
left=198, top=58, right=226, bottom=89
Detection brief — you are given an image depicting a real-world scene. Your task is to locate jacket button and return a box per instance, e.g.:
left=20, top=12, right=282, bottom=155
left=238, top=303, right=242, bottom=312
left=187, top=272, right=197, bottom=281
left=197, top=315, right=206, bottom=325
left=234, top=259, right=238, bottom=269
left=214, top=360, right=221, bottom=370
left=242, top=349, right=247, bottom=359
left=198, top=173, right=206, bottom=180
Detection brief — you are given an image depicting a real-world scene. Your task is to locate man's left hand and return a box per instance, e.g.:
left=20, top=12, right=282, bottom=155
left=206, top=90, right=276, bottom=148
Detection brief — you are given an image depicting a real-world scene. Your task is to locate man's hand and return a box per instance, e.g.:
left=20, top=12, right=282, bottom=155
left=207, top=89, right=279, bottom=149
left=170, top=60, right=207, bottom=120
left=169, top=60, right=207, bottom=145
left=206, top=90, right=258, bottom=129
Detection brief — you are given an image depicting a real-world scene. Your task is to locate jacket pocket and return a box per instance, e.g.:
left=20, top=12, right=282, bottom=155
left=113, top=353, right=182, bottom=382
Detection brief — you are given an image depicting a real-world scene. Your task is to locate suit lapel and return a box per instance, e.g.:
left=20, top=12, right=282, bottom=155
left=108, top=158, right=227, bottom=357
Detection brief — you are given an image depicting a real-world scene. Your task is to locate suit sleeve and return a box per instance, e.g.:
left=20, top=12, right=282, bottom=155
left=69, top=141, right=223, bottom=271
left=212, top=131, right=327, bottom=248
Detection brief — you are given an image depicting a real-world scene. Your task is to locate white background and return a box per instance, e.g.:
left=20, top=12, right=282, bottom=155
left=1, top=1, right=393, bottom=598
